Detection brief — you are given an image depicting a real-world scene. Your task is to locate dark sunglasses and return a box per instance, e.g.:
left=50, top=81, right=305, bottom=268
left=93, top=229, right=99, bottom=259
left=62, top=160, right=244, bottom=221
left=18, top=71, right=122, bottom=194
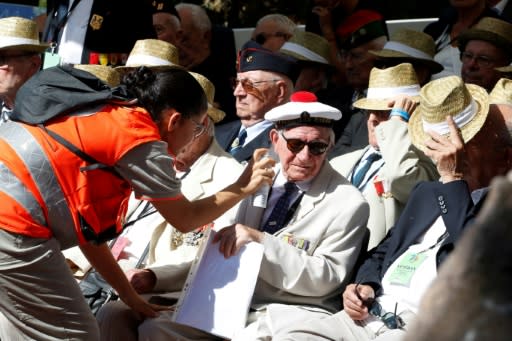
left=279, top=132, right=329, bottom=156
left=369, top=301, right=405, bottom=330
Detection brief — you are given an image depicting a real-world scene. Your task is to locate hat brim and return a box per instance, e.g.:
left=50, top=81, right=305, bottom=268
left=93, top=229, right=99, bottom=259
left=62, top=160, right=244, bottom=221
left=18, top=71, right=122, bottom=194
left=115, top=64, right=184, bottom=73
left=409, top=84, right=489, bottom=152
left=369, top=49, right=444, bottom=74
left=496, top=65, right=512, bottom=73
left=458, top=30, right=512, bottom=55
left=0, top=44, right=49, bottom=53
left=353, top=95, right=420, bottom=111
left=207, top=105, right=225, bottom=124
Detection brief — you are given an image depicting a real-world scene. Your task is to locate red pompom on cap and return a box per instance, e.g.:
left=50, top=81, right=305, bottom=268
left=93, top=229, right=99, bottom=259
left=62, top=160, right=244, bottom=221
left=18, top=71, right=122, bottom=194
left=290, top=91, right=317, bottom=103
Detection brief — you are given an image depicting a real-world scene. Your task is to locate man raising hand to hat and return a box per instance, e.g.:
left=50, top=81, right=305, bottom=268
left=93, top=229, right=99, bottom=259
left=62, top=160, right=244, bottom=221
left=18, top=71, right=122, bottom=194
left=0, top=17, right=48, bottom=123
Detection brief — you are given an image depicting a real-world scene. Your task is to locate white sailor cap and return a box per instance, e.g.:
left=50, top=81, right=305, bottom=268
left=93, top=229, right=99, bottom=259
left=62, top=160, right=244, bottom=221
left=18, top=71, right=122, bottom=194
left=265, top=91, right=342, bottom=129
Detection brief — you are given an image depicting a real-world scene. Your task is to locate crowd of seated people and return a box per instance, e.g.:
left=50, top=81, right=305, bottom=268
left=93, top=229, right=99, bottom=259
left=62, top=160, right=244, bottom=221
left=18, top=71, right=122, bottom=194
left=1, top=1, right=512, bottom=339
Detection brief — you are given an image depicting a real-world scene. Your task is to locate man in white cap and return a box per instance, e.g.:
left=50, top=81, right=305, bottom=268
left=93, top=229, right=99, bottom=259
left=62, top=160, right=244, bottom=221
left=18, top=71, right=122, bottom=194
left=120, top=91, right=369, bottom=341
left=0, top=16, right=48, bottom=122
left=271, top=75, right=512, bottom=341
left=330, top=63, right=439, bottom=249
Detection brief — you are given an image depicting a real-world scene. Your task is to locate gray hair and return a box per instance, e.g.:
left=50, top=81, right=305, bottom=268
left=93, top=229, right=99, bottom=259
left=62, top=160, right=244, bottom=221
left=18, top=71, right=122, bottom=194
left=176, top=3, right=212, bottom=33
left=256, top=13, right=296, bottom=35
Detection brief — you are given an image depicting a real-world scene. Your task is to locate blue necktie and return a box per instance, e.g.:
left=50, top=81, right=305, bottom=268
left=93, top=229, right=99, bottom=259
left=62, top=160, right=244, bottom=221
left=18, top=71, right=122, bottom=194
left=229, top=128, right=247, bottom=155
left=352, top=153, right=381, bottom=188
left=261, top=182, right=297, bottom=234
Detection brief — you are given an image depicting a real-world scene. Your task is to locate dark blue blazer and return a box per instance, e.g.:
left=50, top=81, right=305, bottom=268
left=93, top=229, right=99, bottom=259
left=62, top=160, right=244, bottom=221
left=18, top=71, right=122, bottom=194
left=355, top=180, right=486, bottom=296
left=215, top=120, right=273, bottom=163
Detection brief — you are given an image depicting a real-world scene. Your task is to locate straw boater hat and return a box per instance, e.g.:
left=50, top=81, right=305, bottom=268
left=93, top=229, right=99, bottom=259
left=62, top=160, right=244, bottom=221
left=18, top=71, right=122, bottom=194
left=280, top=31, right=331, bottom=67
left=409, top=76, right=489, bottom=151
left=73, top=64, right=121, bottom=87
left=265, top=91, right=341, bottom=129
left=369, top=28, right=443, bottom=74
left=0, top=16, right=49, bottom=52
left=353, top=63, right=420, bottom=111
left=189, top=72, right=225, bottom=123
left=489, top=78, right=512, bottom=106
left=457, top=17, right=512, bottom=53
left=116, top=39, right=181, bottom=71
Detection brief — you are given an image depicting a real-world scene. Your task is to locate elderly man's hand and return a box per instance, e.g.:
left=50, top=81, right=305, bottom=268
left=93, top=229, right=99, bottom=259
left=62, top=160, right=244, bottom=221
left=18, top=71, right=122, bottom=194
left=388, top=95, right=418, bottom=122
left=126, top=268, right=156, bottom=294
left=213, top=224, right=264, bottom=258
left=342, top=283, right=375, bottom=321
left=424, top=116, right=466, bottom=183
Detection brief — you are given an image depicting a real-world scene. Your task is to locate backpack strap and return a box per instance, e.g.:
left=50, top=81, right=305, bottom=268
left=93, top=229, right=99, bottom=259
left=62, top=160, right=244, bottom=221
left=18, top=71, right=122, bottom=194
left=38, top=124, right=123, bottom=179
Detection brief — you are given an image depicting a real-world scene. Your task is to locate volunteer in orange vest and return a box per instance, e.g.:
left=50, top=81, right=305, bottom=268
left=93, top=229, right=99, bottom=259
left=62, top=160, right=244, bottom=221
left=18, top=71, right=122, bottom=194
left=0, top=65, right=275, bottom=340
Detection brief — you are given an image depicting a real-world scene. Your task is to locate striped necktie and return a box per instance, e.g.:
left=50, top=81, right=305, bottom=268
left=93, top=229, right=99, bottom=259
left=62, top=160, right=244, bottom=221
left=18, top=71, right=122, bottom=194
left=229, top=128, right=247, bottom=155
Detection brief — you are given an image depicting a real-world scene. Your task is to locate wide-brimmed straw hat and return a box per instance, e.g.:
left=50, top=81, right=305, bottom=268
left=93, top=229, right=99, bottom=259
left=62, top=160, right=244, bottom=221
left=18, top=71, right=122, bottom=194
left=409, top=76, right=489, bottom=151
left=353, top=63, right=420, bottom=111
left=116, top=39, right=181, bottom=71
left=280, top=31, right=331, bottom=67
left=74, top=64, right=121, bottom=87
left=189, top=71, right=225, bottom=123
left=458, top=17, right=512, bottom=53
left=369, top=28, right=443, bottom=74
left=0, top=16, right=49, bottom=52
left=489, top=78, right=512, bottom=106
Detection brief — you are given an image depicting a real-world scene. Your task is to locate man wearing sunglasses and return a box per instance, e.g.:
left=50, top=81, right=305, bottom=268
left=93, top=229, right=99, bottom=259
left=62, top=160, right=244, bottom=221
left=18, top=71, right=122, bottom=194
left=215, top=40, right=298, bottom=163
left=134, top=91, right=370, bottom=340
left=0, top=17, right=48, bottom=124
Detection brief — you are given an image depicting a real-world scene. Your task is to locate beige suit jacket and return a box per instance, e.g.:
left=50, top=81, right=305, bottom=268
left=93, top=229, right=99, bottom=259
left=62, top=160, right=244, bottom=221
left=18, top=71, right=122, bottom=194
left=330, top=119, right=439, bottom=249
left=234, top=161, right=369, bottom=314
left=150, top=140, right=244, bottom=291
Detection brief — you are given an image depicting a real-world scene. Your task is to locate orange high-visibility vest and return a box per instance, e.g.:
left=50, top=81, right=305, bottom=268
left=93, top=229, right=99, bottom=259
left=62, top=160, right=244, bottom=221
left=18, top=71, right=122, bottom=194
left=0, top=104, right=161, bottom=249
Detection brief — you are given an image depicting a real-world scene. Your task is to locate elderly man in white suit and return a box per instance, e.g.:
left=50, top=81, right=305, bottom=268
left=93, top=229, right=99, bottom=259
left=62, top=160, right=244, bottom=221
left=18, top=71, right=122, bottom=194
left=330, top=63, right=439, bottom=249
left=111, top=91, right=369, bottom=341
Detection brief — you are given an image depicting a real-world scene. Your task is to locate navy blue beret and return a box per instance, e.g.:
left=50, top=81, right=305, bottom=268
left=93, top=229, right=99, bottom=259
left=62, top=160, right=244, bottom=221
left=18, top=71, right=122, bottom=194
left=237, top=40, right=299, bottom=84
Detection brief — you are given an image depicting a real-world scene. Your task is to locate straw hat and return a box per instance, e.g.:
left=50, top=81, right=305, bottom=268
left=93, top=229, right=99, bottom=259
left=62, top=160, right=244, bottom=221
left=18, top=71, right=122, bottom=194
left=189, top=72, right=225, bottom=123
left=280, top=31, right=330, bottom=67
left=409, top=76, right=489, bottom=151
left=457, top=17, right=512, bottom=53
left=74, top=64, right=121, bottom=87
left=369, top=28, right=443, bottom=74
left=116, top=39, right=181, bottom=71
left=0, top=16, right=49, bottom=52
left=353, top=63, right=420, bottom=111
left=495, top=64, right=512, bottom=73
left=489, top=78, right=512, bottom=106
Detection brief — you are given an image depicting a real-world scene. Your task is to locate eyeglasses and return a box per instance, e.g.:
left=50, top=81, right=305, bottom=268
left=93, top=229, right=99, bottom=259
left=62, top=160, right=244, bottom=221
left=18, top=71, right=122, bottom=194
left=355, top=282, right=404, bottom=330
left=0, top=53, right=35, bottom=65
left=232, top=78, right=280, bottom=92
left=460, top=51, right=495, bottom=68
left=279, top=132, right=329, bottom=156
left=368, top=301, right=405, bottom=330
left=191, top=117, right=207, bottom=139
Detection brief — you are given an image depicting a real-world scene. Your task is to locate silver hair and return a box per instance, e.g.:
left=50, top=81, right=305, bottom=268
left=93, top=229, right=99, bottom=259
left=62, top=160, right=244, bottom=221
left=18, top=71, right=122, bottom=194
left=256, top=13, right=297, bottom=35
left=176, top=3, right=212, bottom=33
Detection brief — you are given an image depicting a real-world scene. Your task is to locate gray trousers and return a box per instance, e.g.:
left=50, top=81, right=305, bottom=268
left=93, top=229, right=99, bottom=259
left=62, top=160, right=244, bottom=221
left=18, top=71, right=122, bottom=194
left=0, top=229, right=99, bottom=341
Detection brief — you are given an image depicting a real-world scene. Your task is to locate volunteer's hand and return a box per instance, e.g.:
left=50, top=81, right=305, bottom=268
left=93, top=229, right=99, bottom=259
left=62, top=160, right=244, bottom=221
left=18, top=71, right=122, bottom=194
left=236, top=148, right=275, bottom=196
left=119, top=291, right=170, bottom=319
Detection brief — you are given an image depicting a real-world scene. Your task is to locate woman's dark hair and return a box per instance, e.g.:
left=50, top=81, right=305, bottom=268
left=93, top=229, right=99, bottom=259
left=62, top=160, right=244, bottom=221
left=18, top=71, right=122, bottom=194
left=122, top=66, right=207, bottom=121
